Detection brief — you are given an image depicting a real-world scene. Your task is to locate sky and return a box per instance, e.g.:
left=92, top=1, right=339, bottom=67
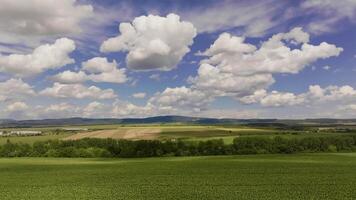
left=0, top=0, right=356, bottom=119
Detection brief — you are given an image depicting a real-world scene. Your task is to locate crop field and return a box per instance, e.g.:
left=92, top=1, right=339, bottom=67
left=0, top=153, right=355, bottom=199
left=61, top=125, right=280, bottom=142
left=1, top=124, right=354, bottom=145
left=0, top=133, right=72, bottom=145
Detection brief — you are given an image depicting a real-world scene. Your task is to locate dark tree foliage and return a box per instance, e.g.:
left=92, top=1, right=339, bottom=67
left=1, top=135, right=356, bottom=158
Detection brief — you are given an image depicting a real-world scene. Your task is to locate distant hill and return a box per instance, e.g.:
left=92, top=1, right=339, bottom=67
left=1, top=116, right=356, bottom=127
left=0, top=116, right=278, bottom=127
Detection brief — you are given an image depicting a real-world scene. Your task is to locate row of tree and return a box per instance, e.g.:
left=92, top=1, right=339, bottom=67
left=0, top=135, right=355, bottom=158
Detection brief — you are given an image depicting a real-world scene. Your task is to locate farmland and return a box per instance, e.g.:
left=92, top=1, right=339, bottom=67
left=1, top=123, right=356, bottom=199
left=1, top=153, right=356, bottom=199
left=0, top=133, right=71, bottom=145
left=0, top=124, right=277, bottom=144
left=1, top=123, right=356, bottom=146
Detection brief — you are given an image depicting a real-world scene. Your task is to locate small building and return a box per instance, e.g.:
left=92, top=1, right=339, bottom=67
left=0, top=131, right=3, bottom=136
left=9, top=130, right=42, bottom=136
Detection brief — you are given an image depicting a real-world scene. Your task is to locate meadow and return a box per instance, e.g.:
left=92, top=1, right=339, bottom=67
left=0, top=153, right=355, bottom=199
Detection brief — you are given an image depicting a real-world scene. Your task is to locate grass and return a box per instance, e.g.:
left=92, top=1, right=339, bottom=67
left=0, top=133, right=72, bottom=145
left=0, top=153, right=356, bottom=199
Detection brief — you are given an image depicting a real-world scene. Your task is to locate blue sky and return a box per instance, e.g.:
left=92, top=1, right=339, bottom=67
left=0, top=0, right=356, bottom=119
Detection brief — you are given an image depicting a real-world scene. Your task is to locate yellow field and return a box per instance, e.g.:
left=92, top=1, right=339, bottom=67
left=64, top=127, right=161, bottom=140
left=61, top=125, right=276, bottom=141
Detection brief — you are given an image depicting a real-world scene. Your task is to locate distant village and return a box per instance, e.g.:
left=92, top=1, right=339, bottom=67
left=0, top=127, right=88, bottom=137
left=0, top=130, right=43, bottom=137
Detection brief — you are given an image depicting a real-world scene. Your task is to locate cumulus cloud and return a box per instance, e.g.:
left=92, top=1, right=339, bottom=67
left=5, top=101, right=29, bottom=112
left=0, top=78, right=36, bottom=101
left=82, top=101, right=109, bottom=117
left=52, top=57, right=128, bottom=84
left=307, top=85, right=356, bottom=102
left=148, top=86, right=212, bottom=112
left=84, top=57, right=127, bottom=83
left=238, top=90, right=305, bottom=107
left=190, top=27, right=342, bottom=99
left=100, top=13, right=197, bottom=71
left=0, top=38, right=76, bottom=77
left=44, top=103, right=77, bottom=113
left=36, top=103, right=81, bottom=118
left=200, top=28, right=342, bottom=76
left=112, top=100, right=154, bottom=117
left=239, top=84, right=356, bottom=108
left=132, top=92, right=146, bottom=99
left=82, top=57, right=118, bottom=73
left=259, top=91, right=305, bottom=107
left=189, top=63, right=275, bottom=97
left=39, top=83, right=117, bottom=99
left=51, top=70, right=88, bottom=84
left=0, top=0, right=93, bottom=45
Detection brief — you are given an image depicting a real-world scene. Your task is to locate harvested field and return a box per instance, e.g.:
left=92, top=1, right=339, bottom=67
left=64, top=128, right=161, bottom=140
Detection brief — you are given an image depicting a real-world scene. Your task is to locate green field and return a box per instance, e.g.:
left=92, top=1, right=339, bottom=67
left=1, top=153, right=355, bottom=199
left=0, top=133, right=72, bottom=145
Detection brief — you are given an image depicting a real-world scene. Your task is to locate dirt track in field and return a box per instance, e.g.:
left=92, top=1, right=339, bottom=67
left=64, top=128, right=161, bottom=140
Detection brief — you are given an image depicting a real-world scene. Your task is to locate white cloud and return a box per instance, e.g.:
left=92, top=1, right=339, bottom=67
left=340, top=104, right=356, bottom=111
left=239, top=90, right=268, bottom=104
left=259, top=91, right=305, bottom=107
left=148, top=86, right=212, bottom=112
left=301, top=0, right=356, bottom=34
left=44, top=103, right=77, bottom=113
left=200, top=28, right=342, bottom=76
left=100, top=13, right=197, bottom=71
left=0, top=38, right=76, bottom=77
left=82, top=57, right=117, bottom=73
left=51, top=70, right=88, bottom=84
left=240, top=84, right=356, bottom=108
left=323, top=65, right=331, bottom=70
left=180, top=0, right=283, bottom=36
left=307, top=85, right=356, bottom=102
left=0, top=0, right=93, bottom=45
left=149, top=74, right=160, bottom=81
left=36, top=103, right=81, bottom=119
left=82, top=101, right=109, bottom=117
left=189, top=63, right=275, bottom=97
left=39, top=83, right=117, bottom=99
left=5, top=101, right=28, bottom=112
left=190, top=28, right=342, bottom=100
left=52, top=57, right=127, bottom=84
left=112, top=100, right=154, bottom=117
left=238, top=90, right=305, bottom=107
left=0, top=78, right=36, bottom=101
left=132, top=92, right=146, bottom=99
left=84, top=57, right=127, bottom=84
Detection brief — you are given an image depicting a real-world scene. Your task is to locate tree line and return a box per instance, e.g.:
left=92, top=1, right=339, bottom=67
left=0, top=135, right=356, bottom=158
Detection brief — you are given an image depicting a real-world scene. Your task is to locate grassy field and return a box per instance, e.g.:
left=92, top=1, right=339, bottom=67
left=0, top=153, right=355, bottom=199
left=0, top=133, right=72, bottom=145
